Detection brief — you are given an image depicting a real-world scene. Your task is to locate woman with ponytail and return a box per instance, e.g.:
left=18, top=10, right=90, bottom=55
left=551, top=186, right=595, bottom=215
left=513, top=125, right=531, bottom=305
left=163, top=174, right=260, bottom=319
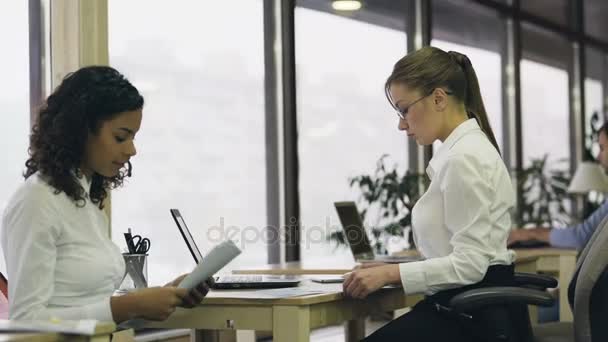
left=2, top=66, right=208, bottom=323
left=343, top=47, right=517, bottom=341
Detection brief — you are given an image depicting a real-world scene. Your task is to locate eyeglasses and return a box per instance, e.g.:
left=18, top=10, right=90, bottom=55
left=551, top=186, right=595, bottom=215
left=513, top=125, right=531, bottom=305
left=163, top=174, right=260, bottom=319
left=392, top=89, right=453, bottom=120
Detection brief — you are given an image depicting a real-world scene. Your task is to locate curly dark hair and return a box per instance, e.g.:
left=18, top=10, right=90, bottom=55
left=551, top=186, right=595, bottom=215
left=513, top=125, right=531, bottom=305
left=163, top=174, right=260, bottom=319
left=24, top=65, right=144, bottom=209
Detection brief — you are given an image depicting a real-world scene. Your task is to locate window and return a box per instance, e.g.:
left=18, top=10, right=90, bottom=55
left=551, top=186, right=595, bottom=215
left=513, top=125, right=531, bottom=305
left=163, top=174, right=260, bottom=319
left=432, top=0, right=503, bottom=153
left=0, top=1, right=30, bottom=277
left=521, top=0, right=569, bottom=28
left=295, top=5, right=408, bottom=263
left=521, top=23, right=570, bottom=167
left=109, top=0, right=266, bottom=285
left=585, top=47, right=605, bottom=159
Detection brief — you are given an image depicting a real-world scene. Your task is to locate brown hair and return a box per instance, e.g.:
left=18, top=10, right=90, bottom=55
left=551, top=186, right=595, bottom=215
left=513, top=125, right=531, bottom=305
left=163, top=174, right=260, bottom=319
left=385, top=46, right=500, bottom=154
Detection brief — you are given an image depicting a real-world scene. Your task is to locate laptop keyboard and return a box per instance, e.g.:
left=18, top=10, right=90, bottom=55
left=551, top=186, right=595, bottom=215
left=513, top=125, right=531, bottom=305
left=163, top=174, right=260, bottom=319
left=218, top=275, right=264, bottom=283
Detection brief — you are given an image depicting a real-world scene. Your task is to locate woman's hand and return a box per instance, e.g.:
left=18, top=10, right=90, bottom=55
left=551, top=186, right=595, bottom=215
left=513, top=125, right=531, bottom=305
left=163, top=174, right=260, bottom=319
left=343, top=264, right=400, bottom=299
left=164, top=273, right=211, bottom=308
left=507, top=227, right=550, bottom=246
left=180, top=281, right=210, bottom=308
left=117, top=286, right=188, bottom=321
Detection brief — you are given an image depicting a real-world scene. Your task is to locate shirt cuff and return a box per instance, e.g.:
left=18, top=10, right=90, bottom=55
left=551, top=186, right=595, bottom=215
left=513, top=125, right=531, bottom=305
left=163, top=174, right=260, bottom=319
left=399, top=261, right=428, bottom=294
left=85, top=297, right=114, bottom=322
left=549, top=228, right=577, bottom=249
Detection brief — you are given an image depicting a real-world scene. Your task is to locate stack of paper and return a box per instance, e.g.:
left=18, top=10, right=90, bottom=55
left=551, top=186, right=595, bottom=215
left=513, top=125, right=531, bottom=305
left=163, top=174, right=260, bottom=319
left=209, top=287, right=326, bottom=299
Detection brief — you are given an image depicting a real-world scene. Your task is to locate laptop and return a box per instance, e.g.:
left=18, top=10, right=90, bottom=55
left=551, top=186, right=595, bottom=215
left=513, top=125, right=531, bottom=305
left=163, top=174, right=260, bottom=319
left=170, top=209, right=300, bottom=289
left=334, top=201, right=423, bottom=264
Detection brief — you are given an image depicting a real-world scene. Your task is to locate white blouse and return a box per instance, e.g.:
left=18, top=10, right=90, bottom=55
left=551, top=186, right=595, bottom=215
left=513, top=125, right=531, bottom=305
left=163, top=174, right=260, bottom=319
left=399, top=119, right=516, bottom=295
left=1, top=172, right=125, bottom=321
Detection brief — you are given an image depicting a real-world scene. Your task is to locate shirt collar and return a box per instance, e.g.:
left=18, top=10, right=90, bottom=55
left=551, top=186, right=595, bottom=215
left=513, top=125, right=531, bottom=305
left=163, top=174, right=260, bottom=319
left=426, top=118, right=481, bottom=179
left=73, top=170, right=93, bottom=197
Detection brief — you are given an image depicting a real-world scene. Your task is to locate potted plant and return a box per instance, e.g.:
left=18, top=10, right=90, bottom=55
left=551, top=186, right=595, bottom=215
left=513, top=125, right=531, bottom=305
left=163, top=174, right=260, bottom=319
left=515, top=154, right=572, bottom=228
left=328, top=155, right=429, bottom=253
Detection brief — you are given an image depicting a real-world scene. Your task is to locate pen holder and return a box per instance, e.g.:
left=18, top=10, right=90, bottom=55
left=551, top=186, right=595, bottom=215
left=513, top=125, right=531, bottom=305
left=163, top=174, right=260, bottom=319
left=119, top=253, right=148, bottom=292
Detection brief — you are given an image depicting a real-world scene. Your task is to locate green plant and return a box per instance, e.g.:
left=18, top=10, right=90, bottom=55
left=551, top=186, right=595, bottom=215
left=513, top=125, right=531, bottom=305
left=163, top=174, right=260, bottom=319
left=328, top=155, right=429, bottom=254
left=516, top=154, right=572, bottom=228
left=583, top=110, right=606, bottom=215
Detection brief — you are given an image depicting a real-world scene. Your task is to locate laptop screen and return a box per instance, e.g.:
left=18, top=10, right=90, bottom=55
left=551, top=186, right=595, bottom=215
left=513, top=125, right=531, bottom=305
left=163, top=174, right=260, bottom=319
left=334, top=202, right=374, bottom=257
left=170, top=209, right=204, bottom=263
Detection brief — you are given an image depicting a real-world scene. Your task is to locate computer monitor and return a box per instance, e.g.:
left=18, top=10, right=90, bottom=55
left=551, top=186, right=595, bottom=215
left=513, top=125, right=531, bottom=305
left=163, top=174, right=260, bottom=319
left=170, top=209, right=204, bottom=263
left=334, top=201, right=375, bottom=260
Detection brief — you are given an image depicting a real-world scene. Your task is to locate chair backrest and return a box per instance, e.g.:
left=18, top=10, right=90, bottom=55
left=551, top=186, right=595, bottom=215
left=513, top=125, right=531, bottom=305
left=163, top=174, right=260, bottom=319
left=567, top=216, right=608, bottom=308
left=569, top=216, right=608, bottom=342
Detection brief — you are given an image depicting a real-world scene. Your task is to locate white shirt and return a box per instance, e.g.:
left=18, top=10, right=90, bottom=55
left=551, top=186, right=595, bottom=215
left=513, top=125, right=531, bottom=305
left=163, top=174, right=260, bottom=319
left=399, top=119, right=516, bottom=295
left=1, top=172, right=125, bottom=321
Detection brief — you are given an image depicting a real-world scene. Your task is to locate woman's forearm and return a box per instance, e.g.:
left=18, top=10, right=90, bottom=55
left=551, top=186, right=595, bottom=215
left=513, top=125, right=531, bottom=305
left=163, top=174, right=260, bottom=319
left=110, top=294, right=140, bottom=323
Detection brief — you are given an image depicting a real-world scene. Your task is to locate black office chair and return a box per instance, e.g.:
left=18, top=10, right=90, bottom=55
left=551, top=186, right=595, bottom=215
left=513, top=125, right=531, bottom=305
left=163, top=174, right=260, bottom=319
left=450, top=216, right=608, bottom=342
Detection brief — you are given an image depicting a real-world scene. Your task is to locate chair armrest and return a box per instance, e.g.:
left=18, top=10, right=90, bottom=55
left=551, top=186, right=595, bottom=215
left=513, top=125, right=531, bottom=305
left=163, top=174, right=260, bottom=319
left=449, top=286, right=555, bottom=313
left=514, top=272, right=557, bottom=289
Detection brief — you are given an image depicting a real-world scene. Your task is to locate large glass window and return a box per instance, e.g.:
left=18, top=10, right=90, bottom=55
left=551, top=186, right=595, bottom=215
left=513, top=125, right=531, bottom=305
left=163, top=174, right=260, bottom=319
left=521, top=23, right=570, bottom=167
left=0, top=1, right=30, bottom=277
left=295, top=4, right=408, bottom=263
left=585, top=47, right=605, bottom=159
left=109, top=0, right=266, bottom=286
left=432, top=0, right=503, bottom=153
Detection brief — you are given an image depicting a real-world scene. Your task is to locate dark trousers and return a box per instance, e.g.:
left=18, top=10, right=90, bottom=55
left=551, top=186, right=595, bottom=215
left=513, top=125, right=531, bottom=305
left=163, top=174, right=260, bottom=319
left=363, top=264, right=516, bottom=342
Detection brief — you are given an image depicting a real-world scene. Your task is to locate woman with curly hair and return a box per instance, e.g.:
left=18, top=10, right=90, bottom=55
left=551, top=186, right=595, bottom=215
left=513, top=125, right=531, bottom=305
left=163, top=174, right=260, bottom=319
left=1, top=66, right=208, bottom=323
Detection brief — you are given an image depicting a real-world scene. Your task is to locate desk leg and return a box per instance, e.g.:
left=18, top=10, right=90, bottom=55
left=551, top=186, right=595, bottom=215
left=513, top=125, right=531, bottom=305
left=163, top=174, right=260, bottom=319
left=345, top=319, right=365, bottom=342
left=272, top=306, right=310, bottom=342
left=514, top=258, right=539, bottom=324
left=191, top=330, right=237, bottom=342
left=559, top=255, right=576, bottom=322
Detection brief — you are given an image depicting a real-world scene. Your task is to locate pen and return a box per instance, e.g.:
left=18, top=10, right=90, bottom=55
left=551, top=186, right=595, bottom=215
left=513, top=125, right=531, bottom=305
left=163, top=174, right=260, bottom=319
left=124, top=230, right=136, bottom=254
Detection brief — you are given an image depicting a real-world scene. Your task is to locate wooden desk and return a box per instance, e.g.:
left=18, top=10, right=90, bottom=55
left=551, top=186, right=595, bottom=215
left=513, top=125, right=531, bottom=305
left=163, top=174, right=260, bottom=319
left=232, top=254, right=540, bottom=276
left=232, top=254, right=542, bottom=327
left=0, top=322, right=116, bottom=342
left=148, top=281, right=419, bottom=342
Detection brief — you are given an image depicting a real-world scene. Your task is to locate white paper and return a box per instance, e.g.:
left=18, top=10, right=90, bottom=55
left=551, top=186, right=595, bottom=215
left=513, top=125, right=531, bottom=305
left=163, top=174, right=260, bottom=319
left=0, top=319, right=98, bottom=335
left=178, top=240, right=241, bottom=289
